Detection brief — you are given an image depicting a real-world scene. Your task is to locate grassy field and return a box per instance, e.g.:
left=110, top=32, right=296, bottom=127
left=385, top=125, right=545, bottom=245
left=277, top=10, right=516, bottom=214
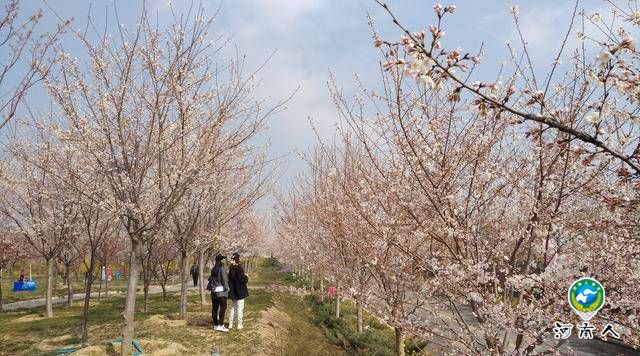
left=0, top=258, right=343, bottom=355
left=0, top=258, right=409, bottom=355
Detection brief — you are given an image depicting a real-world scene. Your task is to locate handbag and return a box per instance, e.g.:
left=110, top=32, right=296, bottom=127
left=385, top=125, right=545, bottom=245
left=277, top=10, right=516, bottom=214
left=207, top=275, right=224, bottom=293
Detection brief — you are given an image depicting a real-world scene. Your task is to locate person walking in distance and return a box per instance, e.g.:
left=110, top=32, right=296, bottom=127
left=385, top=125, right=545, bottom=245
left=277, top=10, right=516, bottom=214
left=208, top=254, right=229, bottom=332
left=190, top=263, right=199, bottom=286
left=228, top=253, right=249, bottom=330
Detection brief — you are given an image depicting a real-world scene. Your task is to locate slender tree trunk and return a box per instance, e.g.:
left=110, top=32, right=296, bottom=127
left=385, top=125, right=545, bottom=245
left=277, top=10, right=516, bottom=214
left=97, top=278, right=102, bottom=299
left=45, top=257, right=54, bottom=317
left=335, top=292, right=341, bottom=319
left=357, top=301, right=363, bottom=333
left=198, top=250, right=206, bottom=305
left=179, top=251, right=189, bottom=320
left=0, top=267, right=4, bottom=312
left=320, top=279, right=325, bottom=302
left=121, top=239, right=143, bottom=356
left=66, top=264, right=73, bottom=306
left=81, top=254, right=96, bottom=345
left=161, top=284, right=167, bottom=302
left=395, top=327, right=405, bottom=356
left=105, top=265, right=109, bottom=298
left=143, top=262, right=150, bottom=313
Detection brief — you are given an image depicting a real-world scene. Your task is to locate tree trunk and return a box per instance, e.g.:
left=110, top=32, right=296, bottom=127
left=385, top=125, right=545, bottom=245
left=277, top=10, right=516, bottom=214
left=395, top=327, right=405, bottom=356
left=143, top=262, right=150, bottom=313
left=198, top=250, right=206, bottom=305
left=121, top=239, right=143, bottom=356
left=0, top=267, right=4, bottom=312
left=66, top=264, right=73, bottom=306
left=357, top=301, right=363, bottom=333
left=179, top=251, right=189, bottom=320
left=81, top=254, right=96, bottom=345
left=161, top=284, right=167, bottom=302
left=105, top=266, right=109, bottom=298
left=45, top=257, right=54, bottom=317
left=335, top=293, right=341, bottom=319
left=320, top=279, right=325, bottom=302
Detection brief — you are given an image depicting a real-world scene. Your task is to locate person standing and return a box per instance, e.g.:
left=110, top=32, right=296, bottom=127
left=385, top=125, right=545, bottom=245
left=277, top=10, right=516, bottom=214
left=228, top=253, right=249, bottom=330
left=190, top=264, right=199, bottom=286
left=208, top=254, right=229, bottom=332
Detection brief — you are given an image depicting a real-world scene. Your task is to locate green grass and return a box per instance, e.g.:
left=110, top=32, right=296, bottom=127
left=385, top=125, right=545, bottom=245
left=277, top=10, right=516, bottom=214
left=305, top=294, right=396, bottom=356
left=249, top=257, right=290, bottom=287
left=0, top=257, right=352, bottom=355
left=273, top=292, right=346, bottom=356
left=280, top=270, right=430, bottom=355
left=0, top=286, right=278, bottom=355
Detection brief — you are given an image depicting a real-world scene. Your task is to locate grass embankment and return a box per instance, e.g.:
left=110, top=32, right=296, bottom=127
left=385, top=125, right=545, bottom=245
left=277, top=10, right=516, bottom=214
left=284, top=266, right=430, bottom=355
left=0, top=257, right=346, bottom=355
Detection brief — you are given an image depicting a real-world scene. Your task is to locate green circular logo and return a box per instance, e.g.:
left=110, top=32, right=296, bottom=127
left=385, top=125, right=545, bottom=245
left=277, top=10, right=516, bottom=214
left=568, top=277, right=605, bottom=320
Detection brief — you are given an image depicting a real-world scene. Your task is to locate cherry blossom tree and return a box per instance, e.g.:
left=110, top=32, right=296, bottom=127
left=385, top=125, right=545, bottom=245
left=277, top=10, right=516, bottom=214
left=370, top=1, right=640, bottom=352
left=0, top=0, right=69, bottom=130
left=279, top=2, right=640, bottom=354
left=0, top=135, right=78, bottom=318
left=148, top=233, right=178, bottom=302
left=57, top=244, right=83, bottom=306
left=42, top=4, right=284, bottom=352
left=0, top=228, right=29, bottom=312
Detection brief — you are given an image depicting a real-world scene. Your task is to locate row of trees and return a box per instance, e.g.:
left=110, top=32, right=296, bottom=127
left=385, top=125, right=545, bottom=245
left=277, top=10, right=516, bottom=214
left=277, top=1, right=639, bottom=355
left=0, top=2, right=275, bottom=354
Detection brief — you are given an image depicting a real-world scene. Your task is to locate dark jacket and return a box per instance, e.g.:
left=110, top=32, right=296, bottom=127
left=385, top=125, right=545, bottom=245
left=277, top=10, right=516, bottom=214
left=228, top=264, right=249, bottom=300
left=209, top=263, right=229, bottom=298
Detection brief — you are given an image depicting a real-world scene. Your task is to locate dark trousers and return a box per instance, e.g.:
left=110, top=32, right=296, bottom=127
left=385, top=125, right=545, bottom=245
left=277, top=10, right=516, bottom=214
left=212, top=296, right=227, bottom=326
left=192, top=274, right=198, bottom=286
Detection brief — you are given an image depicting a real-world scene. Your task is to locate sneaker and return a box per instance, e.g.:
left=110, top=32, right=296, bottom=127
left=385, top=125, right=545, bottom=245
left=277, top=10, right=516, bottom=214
left=237, top=324, right=243, bottom=330
left=213, top=325, right=221, bottom=331
left=228, top=323, right=233, bottom=329
left=218, top=325, right=229, bottom=332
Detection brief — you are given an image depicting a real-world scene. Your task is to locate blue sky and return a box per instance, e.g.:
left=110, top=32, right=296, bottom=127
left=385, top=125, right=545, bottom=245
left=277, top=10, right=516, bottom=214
left=10, top=0, right=608, bottom=200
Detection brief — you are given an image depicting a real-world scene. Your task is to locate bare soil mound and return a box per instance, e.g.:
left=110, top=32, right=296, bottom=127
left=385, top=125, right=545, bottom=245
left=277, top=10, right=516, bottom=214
left=187, top=312, right=212, bottom=327
left=144, top=314, right=187, bottom=328
left=14, top=314, right=45, bottom=323
left=72, top=345, right=108, bottom=355
left=138, top=339, right=190, bottom=356
left=37, top=334, right=78, bottom=351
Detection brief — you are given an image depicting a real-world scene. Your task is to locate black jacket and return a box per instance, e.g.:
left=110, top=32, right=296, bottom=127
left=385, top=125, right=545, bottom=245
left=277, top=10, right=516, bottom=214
left=228, top=264, right=249, bottom=300
left=208, top=264, right=229, bottom=298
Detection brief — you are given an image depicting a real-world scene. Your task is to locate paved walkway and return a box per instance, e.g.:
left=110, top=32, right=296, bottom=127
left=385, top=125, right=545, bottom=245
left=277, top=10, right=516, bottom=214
left=3, top=283, right=269, bottom=311
left=2, top=284, right=200, bottom=311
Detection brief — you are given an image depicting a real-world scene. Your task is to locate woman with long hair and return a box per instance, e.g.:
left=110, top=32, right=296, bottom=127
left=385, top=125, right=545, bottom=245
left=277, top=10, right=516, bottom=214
left=208, top=254, right=230, bottom=332
left=228, top=252, right=249, bottom=329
